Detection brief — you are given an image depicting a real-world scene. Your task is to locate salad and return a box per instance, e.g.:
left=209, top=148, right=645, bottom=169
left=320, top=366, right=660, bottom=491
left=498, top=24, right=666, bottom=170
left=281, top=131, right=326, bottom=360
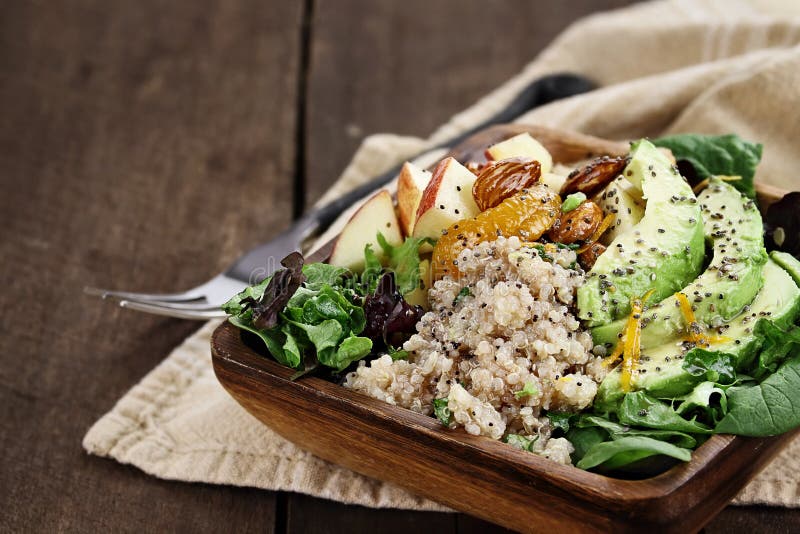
left=223, top=131, right=800, bottom=475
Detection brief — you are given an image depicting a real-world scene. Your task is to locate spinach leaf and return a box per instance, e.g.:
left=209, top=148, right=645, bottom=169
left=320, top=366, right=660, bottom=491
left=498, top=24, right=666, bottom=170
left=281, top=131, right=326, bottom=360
left=505, top=434, right=537, bottom=452
left=653, top=133, right=762, bottom=199
left=228, top=316, right=300, bottom=368
left=715, top=355, right=800, bottom=436
left=751, top=319, right=800, bottom=380
left=675, top=381, right=728, bottom=425
left=575, top=414, right=698, bottom=449
left=576, top=436, right=692, bottom=470
left=432, top=398, right=452, bottom=426
left=547, top=412, right=574, bottom=432
left=566, top=426, right=608, bottom=463
left=376, top=233, right=434, bottom=296
left=682, top=348, right=737, bottom=384
left=619, top=391, right=713, bottom=434
left=288, top=318, right=343, bottom=356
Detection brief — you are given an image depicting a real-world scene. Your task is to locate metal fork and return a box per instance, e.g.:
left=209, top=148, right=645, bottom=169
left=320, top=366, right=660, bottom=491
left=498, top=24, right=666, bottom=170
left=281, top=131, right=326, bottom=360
left=85, top=73, right=596, bottom=319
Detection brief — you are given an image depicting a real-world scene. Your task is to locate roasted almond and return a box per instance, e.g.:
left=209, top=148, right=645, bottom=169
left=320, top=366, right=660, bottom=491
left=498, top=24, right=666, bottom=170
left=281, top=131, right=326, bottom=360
left=548, top=200, right=604, bottom=244
left=560, top=155, right=629, bottom=197
left=579, top=242, right=606, bottom=270
left=472, top=158, right=541, bottom=211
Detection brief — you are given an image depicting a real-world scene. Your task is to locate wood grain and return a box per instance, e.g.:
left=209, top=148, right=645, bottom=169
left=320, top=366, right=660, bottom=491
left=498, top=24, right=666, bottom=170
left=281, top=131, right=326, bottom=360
left=0, top=1, right=301, bottom=531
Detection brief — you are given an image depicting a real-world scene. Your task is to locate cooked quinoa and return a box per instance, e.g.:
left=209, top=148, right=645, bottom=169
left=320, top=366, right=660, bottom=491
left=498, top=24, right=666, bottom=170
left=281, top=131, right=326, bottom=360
left=343, top=236, right=608, bottom=464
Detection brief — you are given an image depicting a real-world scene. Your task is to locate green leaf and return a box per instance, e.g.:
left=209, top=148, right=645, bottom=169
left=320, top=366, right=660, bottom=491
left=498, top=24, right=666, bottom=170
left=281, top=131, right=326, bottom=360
left=547, top=412, right=574, bottom=432
left=329, top=336, right=373, bottom=370
left=228, top=316, right=301, bottom=368
left=362, top=244, right=384, bottom=294
left=281, top=325, right=304, bottom=368
left=288, top=318, right=343, bottom=357
left=575, top=414, right=697, bottom=448
left=716, top=355, right=800, bottom=436
left=566, top=426, right=608, bottom=463
left=432, top=398, right=452, bottom=426
left=751, top=320, right=800, bottom=380
left=682, top=348, right=737, bottom=384
left=576, top=436, right=692, bottom=470
left=513, top=381, right=538, bottom=400
left=505, top=434, right=538, bottom=452
left=618, top=391, right=713, bottom=434
left=302, top=263, right=349, bottom=291
left=376, top=233, right=434, bottom=296
left=675, top=381, right=728, bottom=424
left=222, top=276, right=271, bottom=316
left=653, top=133, right=762, bottom=199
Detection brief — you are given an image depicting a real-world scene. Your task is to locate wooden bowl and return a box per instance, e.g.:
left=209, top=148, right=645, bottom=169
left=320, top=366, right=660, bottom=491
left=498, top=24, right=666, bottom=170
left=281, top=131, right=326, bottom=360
left=211, top=125, right=795, bottom=533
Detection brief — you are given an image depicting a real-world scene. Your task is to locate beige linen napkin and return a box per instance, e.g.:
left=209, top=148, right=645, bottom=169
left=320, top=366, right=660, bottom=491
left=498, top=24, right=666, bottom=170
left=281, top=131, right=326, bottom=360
left=85, top=0, right=800, bottom=509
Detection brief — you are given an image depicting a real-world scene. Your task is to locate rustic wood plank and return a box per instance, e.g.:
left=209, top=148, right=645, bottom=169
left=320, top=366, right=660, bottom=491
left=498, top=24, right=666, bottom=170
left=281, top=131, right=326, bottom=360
left=0, top=0, right=302, bottom=531
left=301, top=0, right=642, bottom=209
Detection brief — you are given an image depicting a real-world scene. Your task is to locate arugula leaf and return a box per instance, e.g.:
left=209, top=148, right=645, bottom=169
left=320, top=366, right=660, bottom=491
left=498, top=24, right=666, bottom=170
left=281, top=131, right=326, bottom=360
left=514, top=381, right=539, bottom=400
left=618, top=391, right=713, bottom=434
left=716, top=355, right=800, bottom=436
left=576, top=436, right=692, bottom=470
left=376, top=233, right=434, bottom=296
left=682, top=348, right=737, bottom=384
left=432, top=398, right=452, bottom=426
left=505, top=434, right=538, bottom=452
left=653, top=133, right=762, bottom=199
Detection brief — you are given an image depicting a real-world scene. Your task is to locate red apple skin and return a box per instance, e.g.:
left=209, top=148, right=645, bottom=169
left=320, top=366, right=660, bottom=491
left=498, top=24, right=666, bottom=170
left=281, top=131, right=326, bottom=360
left=414, top=157, right=451, bottom=222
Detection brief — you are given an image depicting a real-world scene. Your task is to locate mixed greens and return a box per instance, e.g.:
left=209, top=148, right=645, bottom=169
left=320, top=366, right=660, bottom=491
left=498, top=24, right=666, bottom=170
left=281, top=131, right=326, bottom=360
left=222, top=235, right=429, bottom=378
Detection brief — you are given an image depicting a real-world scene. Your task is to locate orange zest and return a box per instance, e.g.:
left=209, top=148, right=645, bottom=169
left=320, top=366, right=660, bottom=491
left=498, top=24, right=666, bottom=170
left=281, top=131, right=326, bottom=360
left=603, top=289, right=655, bottom=391
left=578, top=212, right=615, bottom=253
left=675, top=292, right=731, bottom=347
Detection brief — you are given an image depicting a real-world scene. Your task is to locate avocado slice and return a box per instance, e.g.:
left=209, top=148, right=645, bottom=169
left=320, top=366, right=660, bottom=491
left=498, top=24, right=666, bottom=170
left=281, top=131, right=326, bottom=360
left=578, top=140, right=704, bottom=326
left=593, top=175, right=645, bottom=246
left=595, top=259, right=800, bottom=410
left=592, top=178, right=768, bottom=347
left=770, top=250, right=800, bottom=286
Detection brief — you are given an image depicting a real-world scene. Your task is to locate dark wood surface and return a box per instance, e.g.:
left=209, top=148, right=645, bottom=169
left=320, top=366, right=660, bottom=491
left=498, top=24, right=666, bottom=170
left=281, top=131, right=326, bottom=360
left=1, top=1, right=797, bottom=532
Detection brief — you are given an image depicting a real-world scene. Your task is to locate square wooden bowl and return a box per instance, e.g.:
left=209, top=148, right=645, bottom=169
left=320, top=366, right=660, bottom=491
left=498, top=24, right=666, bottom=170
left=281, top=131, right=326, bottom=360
left=211, top=125, right=795, bottom=533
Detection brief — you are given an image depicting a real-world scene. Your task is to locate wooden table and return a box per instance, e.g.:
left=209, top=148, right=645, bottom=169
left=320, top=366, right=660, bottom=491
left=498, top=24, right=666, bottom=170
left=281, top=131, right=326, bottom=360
left=1, top=1, right=797, bottom=532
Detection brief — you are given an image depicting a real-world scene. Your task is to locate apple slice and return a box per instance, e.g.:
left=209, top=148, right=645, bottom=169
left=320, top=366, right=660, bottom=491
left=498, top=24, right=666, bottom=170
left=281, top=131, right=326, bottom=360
left=396, top=162, right=432, bottom=237
left=486, top=133, right=553, bottom=174
left=411, top=157, right=480, bottom=242
left=328, top=190, right=403, bottom=272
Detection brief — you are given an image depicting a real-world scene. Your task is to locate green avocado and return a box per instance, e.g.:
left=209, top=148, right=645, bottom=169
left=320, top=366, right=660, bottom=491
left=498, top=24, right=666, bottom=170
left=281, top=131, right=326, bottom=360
left=578, top=140, right=704, bottom=327
left=595, top=259, right=800, bottom=410
left=592, top=178, right=768, bottom=347
left=770, top=250, right=800, bottom=286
